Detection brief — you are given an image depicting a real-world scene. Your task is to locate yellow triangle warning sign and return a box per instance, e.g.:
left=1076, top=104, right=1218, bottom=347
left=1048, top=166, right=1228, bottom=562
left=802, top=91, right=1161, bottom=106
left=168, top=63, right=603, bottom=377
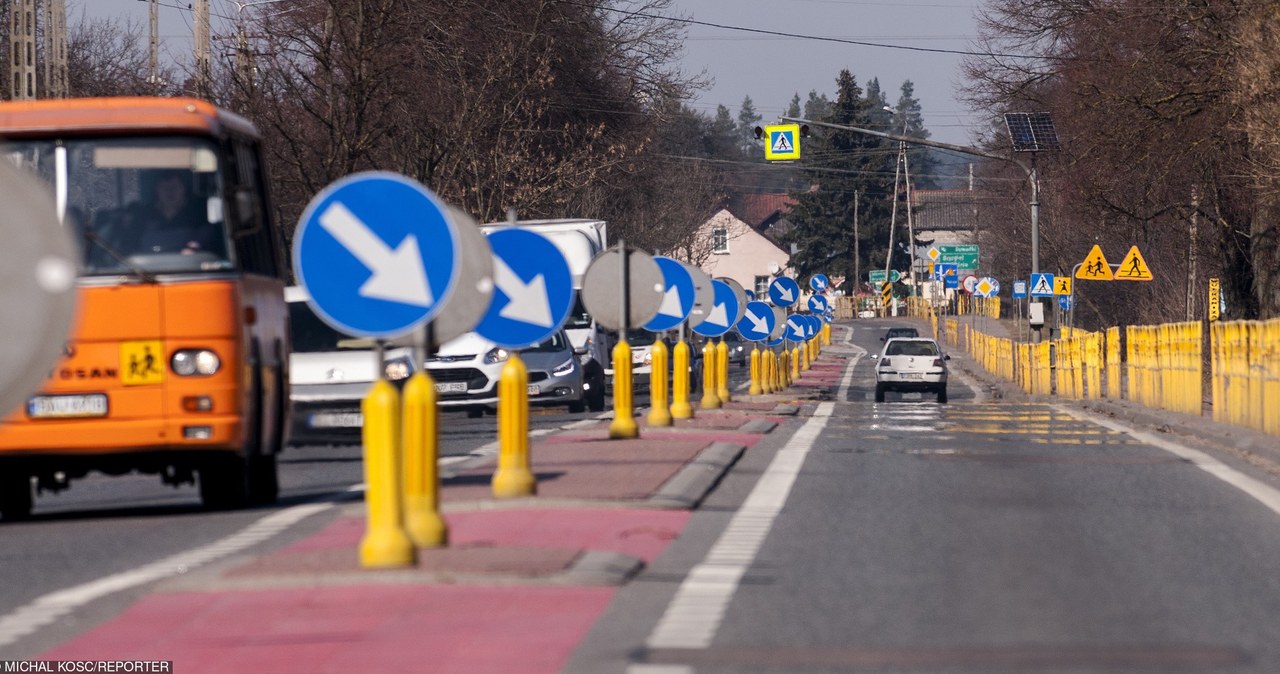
left=1114, top=245, right=1153, bottom=281
left=1075, top=244, right=1114, bottom=281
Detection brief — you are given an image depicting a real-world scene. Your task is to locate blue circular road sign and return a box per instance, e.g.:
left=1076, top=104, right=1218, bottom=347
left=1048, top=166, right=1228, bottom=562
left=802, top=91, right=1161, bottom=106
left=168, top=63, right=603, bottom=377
left=803, top=315, right=820, bottom=339
left=294, top=171, right=459, bottom=338
left=785, top=315, right=807, bottom=342
left=765, top=332, right=785, bottom=347
left=693, top=279, right=741, bottom=338
left=807, top=294, right=829, bottom=314
left=474, top=228, right=574, bottom=348
left=810, top=274, right=829, bottom=292
left=736, top=300, right=776, bottom=342
left=768, top=276, right=801, bottom=308
left=644, top=257, right=695, bottom=332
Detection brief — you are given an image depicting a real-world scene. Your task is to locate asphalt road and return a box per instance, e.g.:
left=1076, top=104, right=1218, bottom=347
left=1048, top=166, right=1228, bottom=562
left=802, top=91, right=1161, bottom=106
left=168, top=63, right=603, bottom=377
left=0, top=354, right=753, bottom=659
left=570, top=320, right=1280, bottom=673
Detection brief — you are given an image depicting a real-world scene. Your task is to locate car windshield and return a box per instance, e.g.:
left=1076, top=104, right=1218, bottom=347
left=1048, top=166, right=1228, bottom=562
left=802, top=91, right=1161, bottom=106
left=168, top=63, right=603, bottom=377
left=886, top=340, right=939, bottom=357
left=289, top=301, right=374, bottom=353
left=524, top=332, right=568, bottom=353
left=564, top=296, right=592, bottom=330
left=2, top=136, right=233, bottom=276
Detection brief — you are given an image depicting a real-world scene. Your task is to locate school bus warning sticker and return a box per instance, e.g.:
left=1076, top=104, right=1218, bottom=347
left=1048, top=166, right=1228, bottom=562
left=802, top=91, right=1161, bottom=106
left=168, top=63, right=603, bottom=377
left=121, top=341, right=165, bottom=385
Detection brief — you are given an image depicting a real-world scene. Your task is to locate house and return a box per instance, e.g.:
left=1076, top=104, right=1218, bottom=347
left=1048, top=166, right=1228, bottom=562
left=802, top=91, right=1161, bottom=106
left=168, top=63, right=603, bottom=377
left=695, top=193, right=794, bottom=297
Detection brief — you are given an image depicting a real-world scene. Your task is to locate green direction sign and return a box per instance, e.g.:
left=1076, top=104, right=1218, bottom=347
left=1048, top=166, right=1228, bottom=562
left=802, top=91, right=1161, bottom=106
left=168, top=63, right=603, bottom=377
left=929, top=244, right=979, bottom=270
left=869, top=269, right=902, bottom=283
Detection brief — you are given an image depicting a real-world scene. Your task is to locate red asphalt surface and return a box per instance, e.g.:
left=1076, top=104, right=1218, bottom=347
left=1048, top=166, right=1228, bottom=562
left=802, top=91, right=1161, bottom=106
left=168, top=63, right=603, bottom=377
left=38, top=344, right=848, bottom=673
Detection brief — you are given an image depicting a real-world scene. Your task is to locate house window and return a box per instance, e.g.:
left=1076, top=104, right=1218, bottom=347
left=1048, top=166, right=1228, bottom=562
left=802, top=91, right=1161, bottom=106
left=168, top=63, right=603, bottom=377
left=712, top=227, right=728, bottom=254
left=754, top=275, right=770, bottom=296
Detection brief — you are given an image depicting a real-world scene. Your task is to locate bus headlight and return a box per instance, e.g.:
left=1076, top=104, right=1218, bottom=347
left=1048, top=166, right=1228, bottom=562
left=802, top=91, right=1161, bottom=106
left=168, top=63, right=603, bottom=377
left=171, top=349, right=221, bottom=376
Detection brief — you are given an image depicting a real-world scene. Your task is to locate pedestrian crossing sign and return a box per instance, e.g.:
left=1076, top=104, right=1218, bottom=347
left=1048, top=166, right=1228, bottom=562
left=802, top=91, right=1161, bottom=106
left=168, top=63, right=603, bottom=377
left=1075, top=244, right=1114, bottom=281
left=1055, top=276, right=1072, bottom=296
left=764, top=123, right=801, bottom=161
left=1030, top=273, right=1055, bottom=297
left=1114, top=245, right=1153, bottom=281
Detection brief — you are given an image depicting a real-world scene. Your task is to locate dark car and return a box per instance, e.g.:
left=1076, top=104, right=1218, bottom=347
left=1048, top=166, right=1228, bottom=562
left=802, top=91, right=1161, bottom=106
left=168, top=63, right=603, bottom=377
left=722, top=331, right=749, bottom=367
left=881, top=326, right=920, bottom=342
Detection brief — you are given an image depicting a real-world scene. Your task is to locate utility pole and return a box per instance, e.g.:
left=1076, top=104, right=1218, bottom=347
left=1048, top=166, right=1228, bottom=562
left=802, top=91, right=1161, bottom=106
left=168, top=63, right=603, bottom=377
left=1186, top=187, right=1200, bottom=321
left=44, top=0, right=67, bottom=98
left=9, top=0, right=37, bottom=99
left=147, top=0, right=159, bottom=87
left=852, top=190, right=860, bottom=303
left=193, top=0, right=211, bottom=97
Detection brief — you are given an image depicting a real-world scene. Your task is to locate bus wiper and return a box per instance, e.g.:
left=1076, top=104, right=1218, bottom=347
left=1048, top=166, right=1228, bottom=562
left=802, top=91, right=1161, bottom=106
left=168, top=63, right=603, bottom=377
left=82, top=229, right=156, bottom=284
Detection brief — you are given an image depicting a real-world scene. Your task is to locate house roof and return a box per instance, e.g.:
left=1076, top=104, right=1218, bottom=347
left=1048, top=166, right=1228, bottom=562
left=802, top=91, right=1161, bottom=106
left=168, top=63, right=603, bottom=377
left=911, top=189, right=1003, bottom=232
left=724, top=193, right=796, bottom=248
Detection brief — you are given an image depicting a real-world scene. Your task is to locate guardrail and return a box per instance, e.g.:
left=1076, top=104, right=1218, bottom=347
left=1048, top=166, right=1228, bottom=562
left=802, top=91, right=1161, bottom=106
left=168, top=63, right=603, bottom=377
left=941, top=316, right=1280, bottom=438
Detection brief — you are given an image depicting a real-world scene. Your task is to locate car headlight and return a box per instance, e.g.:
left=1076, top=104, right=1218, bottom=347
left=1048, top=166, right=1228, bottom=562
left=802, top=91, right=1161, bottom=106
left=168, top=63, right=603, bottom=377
left=552, top=358, right=576, bottom=377
left=384, top=355, right=413, bottom=381
left=171, top=349, right=221, bottom=376
left=483, top=347, right=510, bottom=364
left=642, top=352, right=653, bottom=366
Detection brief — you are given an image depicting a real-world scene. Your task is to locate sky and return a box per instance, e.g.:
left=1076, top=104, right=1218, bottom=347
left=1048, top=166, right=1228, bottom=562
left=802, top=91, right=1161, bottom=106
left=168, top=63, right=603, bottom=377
left=83, top=0, right=986, bottom=146
left=672, top=0, right=986, bottom=146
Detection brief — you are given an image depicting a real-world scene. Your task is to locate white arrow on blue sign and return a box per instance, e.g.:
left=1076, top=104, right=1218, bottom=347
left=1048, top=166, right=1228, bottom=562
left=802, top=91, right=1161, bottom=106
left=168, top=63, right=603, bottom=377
left=809, top=274, right=829, bottom=292
left=785, top=315, right=807, bottom=341
left=805, top=315, right=820, bottom=339
left=768, top=276, right=801, bottom=307
left=735, top=300, right=776, bottom=342
left=474, top=228, right=574, bottom=348
left=693, top=279, right=741, bottom=338
left=644, top=256, right=696, bottom=331
left=293, top=171, right=459, bottom=338
left=807, top=294, right=829, bottom=314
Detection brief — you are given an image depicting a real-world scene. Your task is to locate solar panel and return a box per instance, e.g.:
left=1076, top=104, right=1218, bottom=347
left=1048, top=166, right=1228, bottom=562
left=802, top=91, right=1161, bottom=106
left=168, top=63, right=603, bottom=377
left=1004, top=112, right=1060, bottom=152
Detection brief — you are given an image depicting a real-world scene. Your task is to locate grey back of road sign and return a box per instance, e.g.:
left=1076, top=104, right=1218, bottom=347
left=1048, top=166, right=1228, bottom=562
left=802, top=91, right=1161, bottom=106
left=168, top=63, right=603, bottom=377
left=581, top=247, right=663, bottom=331
left=684, top=264, right=716, bottom=329
left=0, top=162, right=79, bottom=417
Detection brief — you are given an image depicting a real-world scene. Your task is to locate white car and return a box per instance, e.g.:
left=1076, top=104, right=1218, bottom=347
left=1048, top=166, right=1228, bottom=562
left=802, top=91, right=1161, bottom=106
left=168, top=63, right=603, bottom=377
left=286, top=287, right=414, bottom=444
left=875, top=337, right=949, bottom=403
left=424, top=330, right=586, bottom=417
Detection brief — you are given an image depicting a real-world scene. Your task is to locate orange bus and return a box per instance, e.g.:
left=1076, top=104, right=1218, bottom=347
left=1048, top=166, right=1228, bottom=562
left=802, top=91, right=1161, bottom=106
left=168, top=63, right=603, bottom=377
left=0, top=97, right=290, bottom=519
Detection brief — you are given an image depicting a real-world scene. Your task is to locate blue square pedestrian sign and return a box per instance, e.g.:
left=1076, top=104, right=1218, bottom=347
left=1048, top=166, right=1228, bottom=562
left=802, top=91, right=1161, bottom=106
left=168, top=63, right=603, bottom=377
left=764, top=124, right=801, bottom=161
left=1030, top=273, right=1056, bottom=297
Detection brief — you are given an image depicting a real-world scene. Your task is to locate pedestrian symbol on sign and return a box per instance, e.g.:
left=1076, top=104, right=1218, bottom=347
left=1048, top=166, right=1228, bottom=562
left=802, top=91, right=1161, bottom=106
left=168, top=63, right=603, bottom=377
left=771, top=131, right=793, bottom=154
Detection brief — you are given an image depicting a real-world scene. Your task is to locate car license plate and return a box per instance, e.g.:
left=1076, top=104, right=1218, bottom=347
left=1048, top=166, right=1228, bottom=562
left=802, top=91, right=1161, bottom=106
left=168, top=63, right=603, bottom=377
left=308, top=412, right=363, bottom=428
left=528, top=385, right=540, bottom=395
left=434, top=382, right=467, bottom=393
left=27, top=394, right=108, bottom=419
left=900, top=372, right=923, bottom=380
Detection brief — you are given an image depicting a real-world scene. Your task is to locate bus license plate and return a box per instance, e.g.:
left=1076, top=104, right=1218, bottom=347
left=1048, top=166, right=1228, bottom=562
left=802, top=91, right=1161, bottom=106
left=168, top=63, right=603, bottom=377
left=434, top=382, right=467, bottom=394
left=27, top=394, right=108, bottom=419
left=308, top=412, right=363, bottom=428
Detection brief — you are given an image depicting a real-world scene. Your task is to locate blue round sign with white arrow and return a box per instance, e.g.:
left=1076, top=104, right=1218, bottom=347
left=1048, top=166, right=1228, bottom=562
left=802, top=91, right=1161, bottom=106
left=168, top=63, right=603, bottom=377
left=765, top=332, right=785, bottom=347
left=803, top=315, right=820, bottom=339
left=785, top=315, right=808, bottom=342
left=474, top=228, right=574, bottom=349
left=810, top=274, right=829, bottom=292
left=693, top=279, right=741, bottom=338
left=768, top=276, right=801, bottom=308
left=644, top=257, right=695, bottom=332
left=294, top=171, right=459, bottom=338
left=736, top=300, right=776, bottom=342
left=807, top=294, right=829, bottom=314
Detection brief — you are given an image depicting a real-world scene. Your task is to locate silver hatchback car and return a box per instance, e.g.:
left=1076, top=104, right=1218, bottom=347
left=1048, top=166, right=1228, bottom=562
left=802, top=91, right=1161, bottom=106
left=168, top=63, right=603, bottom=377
left=424, top=330, right=586, bottom=417
left=875, top=337, right=949, bottom=403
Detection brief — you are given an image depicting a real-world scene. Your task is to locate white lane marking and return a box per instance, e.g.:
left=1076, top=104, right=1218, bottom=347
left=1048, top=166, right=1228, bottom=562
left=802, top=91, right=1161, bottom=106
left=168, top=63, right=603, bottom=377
left=1065, top=406, right=1280, bottom=517
left=837, top=325, right=863, bottom=403
left=0, top=502, right=332, bottom=648
left=642, top=356, right=858, bottom=652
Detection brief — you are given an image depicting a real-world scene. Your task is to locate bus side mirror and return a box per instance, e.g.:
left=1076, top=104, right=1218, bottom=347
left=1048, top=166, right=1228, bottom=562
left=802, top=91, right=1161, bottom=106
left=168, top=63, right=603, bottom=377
left=232, top=188, right=259, bottom=235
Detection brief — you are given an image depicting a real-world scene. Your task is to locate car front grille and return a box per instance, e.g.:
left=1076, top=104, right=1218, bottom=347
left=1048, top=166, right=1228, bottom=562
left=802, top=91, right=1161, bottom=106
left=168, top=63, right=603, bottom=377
left=430, top=367, right=484, bottom=383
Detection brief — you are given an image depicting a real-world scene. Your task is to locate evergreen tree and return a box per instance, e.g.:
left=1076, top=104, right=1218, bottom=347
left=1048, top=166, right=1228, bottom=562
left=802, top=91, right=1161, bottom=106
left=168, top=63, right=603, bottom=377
left=803, top=90, right=831, bottom=121
left=893, top=80, right=937, bottom=190
left=736, top=95, right=762, bottom=156
left=786, top=93, right=801, bottom=119
left=709, top=104, right=740, bottom=159
left=785, top=70, right=895, bottom=292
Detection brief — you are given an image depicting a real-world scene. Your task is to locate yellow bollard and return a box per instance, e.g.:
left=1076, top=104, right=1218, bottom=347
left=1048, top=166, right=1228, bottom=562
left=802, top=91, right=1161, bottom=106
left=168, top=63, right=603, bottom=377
left=801, top=339, right=811, bottom=371
left=823, top=323, right=831, bottom=345
left=402, top=371, right=447, bottom=548
left=359, top=379, right=416, bottom=569
left=493, top=354, right=537, bottom=497
left=716, top=339, right=731, bottom=403
left=609, top=340, right=639, bottom=438
left=670, top=339, right=694, bottom=419
left=749, top=346, right=763, bottom=395
left=791, top=345, right=801, bottom=380
left=781, top=349, right=791, bottom=388
left=700, top=341, right=721, bottom=409
left=763, top=349, right=775, bottom=394
left=647, top=339, right=672, bottom=427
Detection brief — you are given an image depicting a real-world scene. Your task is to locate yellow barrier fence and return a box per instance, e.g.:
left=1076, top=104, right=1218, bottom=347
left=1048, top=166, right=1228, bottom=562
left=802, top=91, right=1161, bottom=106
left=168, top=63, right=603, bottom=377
left=1212, top=319, right=1280, bottom=435
left=1105, top=327, right=1122, bottom=399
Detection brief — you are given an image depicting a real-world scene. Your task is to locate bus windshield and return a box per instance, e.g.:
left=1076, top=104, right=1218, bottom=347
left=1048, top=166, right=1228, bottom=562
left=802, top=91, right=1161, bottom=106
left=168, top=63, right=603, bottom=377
left=2, top=136, right=233, bottom=276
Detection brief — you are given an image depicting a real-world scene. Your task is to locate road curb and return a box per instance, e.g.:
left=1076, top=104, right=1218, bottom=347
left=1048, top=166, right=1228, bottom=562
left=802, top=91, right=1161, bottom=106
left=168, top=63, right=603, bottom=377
left=739, top=418, right=778, bottom=434
left=647, top=441, right=746, bottom=510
